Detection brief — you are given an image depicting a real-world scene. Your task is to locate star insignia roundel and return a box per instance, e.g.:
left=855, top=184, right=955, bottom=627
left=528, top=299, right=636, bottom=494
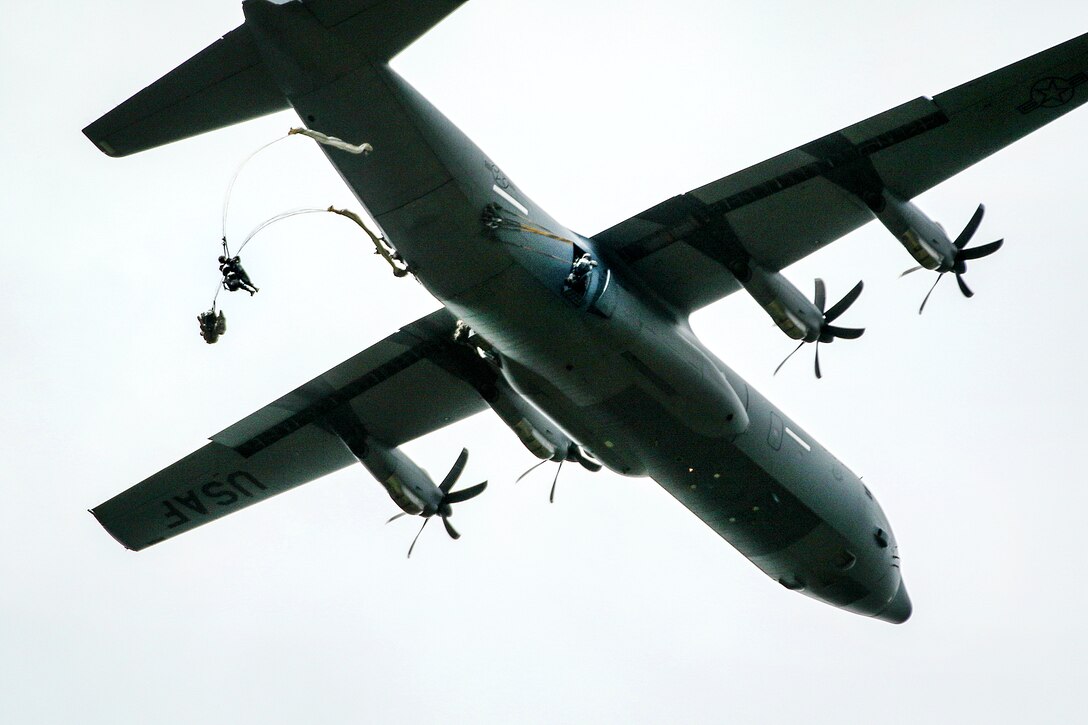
left=1031, top=77, right=1075, bottom=108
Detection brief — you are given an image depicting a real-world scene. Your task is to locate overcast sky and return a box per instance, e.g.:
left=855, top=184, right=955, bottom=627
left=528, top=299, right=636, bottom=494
left=4, top=1, right=1088, bottom=723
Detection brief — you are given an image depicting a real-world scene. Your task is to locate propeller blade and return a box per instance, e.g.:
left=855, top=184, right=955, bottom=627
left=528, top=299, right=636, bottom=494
left=958, top=238, right=1004, bottom=261
left=515, top=458, right=548, bottom=484
left=956, top=273, right=974, bottom=298
left=813, top=278, right=826, bottom=313
left=442, top=515, right=460, bottom=540
left=824, top=325, right=864, bottom=340
left=549, top=460, right=564, bottom=504
left=919, top=274, right=944, bottom=314
left=814, top=341, right=822, bottom=379
left=386, top=511, right=410, bottom=524
left=443, top=481, right=488, bottom=505
left=407, top=518, right=429, bottom=559
left=899, top=265, right=924, bottom=278
left=774, top=341, right=805, bottom=376
left=953, top=203, right=985, bottom=250
left=439, top=448, right=469, bottom=494
left=823, top=280, right=864, bottom=323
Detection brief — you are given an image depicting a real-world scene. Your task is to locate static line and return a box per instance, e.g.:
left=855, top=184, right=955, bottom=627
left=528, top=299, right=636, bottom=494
left=493, top=184, right=529, bottom=215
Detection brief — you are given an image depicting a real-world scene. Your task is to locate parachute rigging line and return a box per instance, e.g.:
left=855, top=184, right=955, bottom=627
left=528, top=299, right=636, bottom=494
left=235, top=208, right=330, bottom=255
left=220, top=128, right=372, bottom=253
left=208, top=207, right=326, bottom=309
left=209, top=128, right=378, bottom=329
left=220, top=134, right=291, bottom=249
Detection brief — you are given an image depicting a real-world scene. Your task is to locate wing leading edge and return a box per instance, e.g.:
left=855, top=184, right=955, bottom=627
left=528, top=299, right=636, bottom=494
left=595, top=30, right=1088, bottom=314
left=91, top=309, right=486, bottom=551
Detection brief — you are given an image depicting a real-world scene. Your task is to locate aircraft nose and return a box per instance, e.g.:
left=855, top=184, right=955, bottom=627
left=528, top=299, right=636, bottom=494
left=873, top=577, right=912, bottom=623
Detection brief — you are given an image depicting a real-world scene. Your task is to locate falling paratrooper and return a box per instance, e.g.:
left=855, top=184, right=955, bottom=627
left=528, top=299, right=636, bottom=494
left=195, top=127, right=410, bottom=343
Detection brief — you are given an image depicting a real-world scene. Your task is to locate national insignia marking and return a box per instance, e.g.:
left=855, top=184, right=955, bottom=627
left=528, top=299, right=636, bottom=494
left=1018, top=73, right=1088, bottom=114
left=484, top=159, right=510, bottom=189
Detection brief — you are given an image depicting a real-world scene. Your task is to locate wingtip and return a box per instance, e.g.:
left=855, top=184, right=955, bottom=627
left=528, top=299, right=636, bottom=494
left=88, top=507, right=136, bottom=551
left=82, top=126, right=123, bottom=157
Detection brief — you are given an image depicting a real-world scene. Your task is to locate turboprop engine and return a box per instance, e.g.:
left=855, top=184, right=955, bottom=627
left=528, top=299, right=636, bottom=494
left=481, top=373, right=602, bottom=501
left=867, top=190, right=1004, bottom=312
left=486, top=381, right=599, bottom=468
left=327, top=410, right=487, bottom=557
left=734, top=260, right=865, bottom=378
left=452, top=322, right=602, bottom=475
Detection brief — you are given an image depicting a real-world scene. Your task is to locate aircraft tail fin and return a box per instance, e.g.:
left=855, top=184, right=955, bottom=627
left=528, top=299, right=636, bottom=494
left=83, top=24, right=288, bottom=158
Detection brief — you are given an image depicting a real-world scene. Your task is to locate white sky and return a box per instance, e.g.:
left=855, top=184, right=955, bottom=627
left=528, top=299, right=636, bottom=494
left=3, top=1, right=1088, bottom=723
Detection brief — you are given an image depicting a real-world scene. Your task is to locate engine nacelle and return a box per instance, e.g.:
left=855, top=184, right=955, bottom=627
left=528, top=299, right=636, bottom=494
left=327, top=412, right=441, bottom=515
left=735, top=260, right=823, bottom=342
left=867, top=190, right=953, bottom=271
left=485, top=379, right=603, bottom=467
left=454, top=324, right=602, bottom=470
left=360, top=440, right=441, bottom=515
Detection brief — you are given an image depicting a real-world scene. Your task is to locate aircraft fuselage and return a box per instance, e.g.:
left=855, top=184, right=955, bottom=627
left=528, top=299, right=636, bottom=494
left=244, top=1, right=910, bottom=622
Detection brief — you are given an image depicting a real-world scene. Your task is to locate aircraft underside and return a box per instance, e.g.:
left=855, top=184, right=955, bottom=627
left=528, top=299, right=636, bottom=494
left=84, top=0, right=1088, bottom=624
left=228, top=0, right=913, bottom=622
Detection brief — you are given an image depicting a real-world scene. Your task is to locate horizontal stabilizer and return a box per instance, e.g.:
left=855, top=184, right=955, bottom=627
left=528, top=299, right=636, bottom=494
left=83, top=25, right=288, bottom=157
left=84, top=1, right=470, bottom=157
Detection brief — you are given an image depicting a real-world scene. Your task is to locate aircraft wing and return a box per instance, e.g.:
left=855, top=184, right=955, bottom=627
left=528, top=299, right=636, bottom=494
left=594, top=30, right=1088, bottom=314
left=91, top=309, right=487, bottom=551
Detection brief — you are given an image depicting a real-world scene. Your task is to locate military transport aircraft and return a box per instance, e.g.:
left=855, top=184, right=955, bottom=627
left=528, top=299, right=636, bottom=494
left=83, top=0, right=1088, bottom=624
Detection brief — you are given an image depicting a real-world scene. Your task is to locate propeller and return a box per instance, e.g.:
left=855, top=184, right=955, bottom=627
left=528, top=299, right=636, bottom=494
left=517, top=458, right=565, bottom=503
left=388, top=448, right=487, bottom=558
left=774, top=279, right=865, bottom=379
left=901, top=204, right=1004, bottom=314
left=515, top=444, right=601, bottom=503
